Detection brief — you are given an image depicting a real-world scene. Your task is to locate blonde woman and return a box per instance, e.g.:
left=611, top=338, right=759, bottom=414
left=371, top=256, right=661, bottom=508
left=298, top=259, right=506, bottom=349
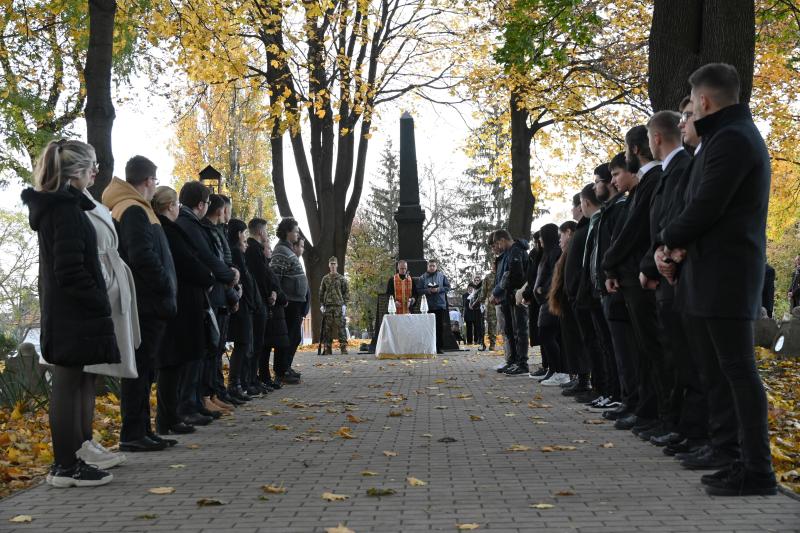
left=21, top=139, right=119, bottom=487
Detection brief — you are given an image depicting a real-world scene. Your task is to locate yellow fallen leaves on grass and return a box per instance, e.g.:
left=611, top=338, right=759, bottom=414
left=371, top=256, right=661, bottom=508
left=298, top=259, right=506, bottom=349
left=335, top=427, right=356, bottom=439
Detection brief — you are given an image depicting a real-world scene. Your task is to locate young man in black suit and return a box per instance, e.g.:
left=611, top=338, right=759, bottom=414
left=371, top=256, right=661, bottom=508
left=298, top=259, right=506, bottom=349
left=657, top=63, right=776, bottom=496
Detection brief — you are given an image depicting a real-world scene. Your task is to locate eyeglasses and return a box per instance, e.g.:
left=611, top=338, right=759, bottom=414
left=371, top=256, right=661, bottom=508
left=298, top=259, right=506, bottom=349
left=90, top=161, right=99, bottom=174
left=680, top=111, right=694, bottom=122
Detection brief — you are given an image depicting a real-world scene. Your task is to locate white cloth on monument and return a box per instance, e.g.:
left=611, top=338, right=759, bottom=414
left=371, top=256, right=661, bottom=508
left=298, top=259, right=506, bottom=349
left=82, top=190, right=140, bottom=378
left=375, top=314, right=436, bottom=359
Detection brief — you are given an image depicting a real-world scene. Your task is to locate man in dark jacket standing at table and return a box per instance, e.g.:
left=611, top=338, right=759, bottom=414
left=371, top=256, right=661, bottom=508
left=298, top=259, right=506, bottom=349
left=657, top=63, right=776, bottom=496
left=417, top=259, right=451, bottom=354
left=103, top=156, right=177, bottom=452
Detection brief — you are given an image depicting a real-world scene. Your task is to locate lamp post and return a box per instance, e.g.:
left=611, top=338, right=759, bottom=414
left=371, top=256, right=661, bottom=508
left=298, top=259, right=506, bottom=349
left=199, top=164, right=222, bottom=194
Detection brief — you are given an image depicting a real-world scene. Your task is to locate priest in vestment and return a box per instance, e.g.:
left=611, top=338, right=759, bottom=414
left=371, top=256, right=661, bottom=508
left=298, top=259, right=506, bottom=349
left=386, top=260, right=419, bottom=314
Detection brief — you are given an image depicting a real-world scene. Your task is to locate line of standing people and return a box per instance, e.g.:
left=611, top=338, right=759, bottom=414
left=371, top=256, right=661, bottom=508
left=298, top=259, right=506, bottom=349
left=24, top=144, right=309, bottom=487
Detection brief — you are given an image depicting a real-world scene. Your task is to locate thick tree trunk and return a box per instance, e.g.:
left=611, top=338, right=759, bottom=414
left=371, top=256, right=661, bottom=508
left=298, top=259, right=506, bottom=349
left=84, top=0, right=117, bottom=199
left=507, top=89, right=534, bottom=239
left=649, top=0, right=755, bottom=111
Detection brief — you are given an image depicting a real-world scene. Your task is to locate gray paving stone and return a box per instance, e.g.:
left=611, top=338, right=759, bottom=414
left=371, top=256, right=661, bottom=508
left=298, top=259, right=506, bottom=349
left=1, top=350, right=799, bottom=532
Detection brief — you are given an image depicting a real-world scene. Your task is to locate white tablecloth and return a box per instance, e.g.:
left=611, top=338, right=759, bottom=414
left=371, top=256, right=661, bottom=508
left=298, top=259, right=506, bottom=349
left=375, top=314, right=436, bottom=359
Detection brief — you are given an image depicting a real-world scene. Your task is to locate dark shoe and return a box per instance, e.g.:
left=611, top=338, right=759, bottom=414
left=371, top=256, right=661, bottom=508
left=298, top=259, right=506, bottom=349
left=270, top=378, right=283, bottom=389
left=505, top=365, right=528, bottom=375
left=681, top=448, right=736, bottom=470
left=436, top=349, right=444, bottom=354
left=220, top=392, right=244, bottom=406
left=701, top=461, right=743, bottom=487
left=147, top=432, right=178, bottom=447
left=119, top=436, right=167, bottom=452
left=650, top=432, right=683, bottom=447
left=704, top=466, right=777, bottom=496
left=183, top=413, right=213, bottom=426
left=49, top=459, right=113, bottom=488
left=675, top=444, right=712, bottom=462
left=478, top=344, right=487, bottom=351
left=614, top=414, right=638, bottom=430
left=638, top=425, right=672, bottom=441
left=529, top=366, right=547, bottom=377
left=245, top=385, right=263, bottom=397
left=631, top=419, right=658, bottom=436
left=603, top=406, right=629, bottom=421
left=560, top=378, right=577, bottom=389
left=665, top=439, right=708, bottom=457
left=562, top=384, right=591, bottom=396
left=198, top=406, right=222, bottom=419
left=281, top=373, right=300, bottom=385
left=228, top=387, right=251, bottom=402
left=496, top=364, right=511, bottom=373
left=158, top=422, right=196, bottom=435
left=574, top=390, right=597, bottom=404
left=287, top=367, right=301, bottom=377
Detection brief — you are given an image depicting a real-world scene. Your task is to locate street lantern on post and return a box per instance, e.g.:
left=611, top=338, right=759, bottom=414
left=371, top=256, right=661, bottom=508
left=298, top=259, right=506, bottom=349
left=199, top=165, right=222, bottom=194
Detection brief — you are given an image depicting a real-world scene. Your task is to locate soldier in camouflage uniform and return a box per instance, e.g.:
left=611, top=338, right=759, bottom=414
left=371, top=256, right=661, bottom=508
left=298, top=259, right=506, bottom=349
left=480, top=270, right=497, bottom=351
left=319, top=256, right=350, bottom=355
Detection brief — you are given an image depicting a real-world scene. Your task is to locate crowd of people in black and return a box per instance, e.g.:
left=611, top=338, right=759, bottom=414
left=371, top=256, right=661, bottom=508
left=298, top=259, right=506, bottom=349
left=484, top=63, right=777, bottom=497
left=24, top=149, right=310, bottom=487
left=23, top=62, right=777, bottom=498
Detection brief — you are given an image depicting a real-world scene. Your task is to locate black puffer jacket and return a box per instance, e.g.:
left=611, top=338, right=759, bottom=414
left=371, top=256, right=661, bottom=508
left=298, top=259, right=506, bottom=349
left=533, top=224, right=561, bottom=327
left=22, top=187, right=120, bottom=366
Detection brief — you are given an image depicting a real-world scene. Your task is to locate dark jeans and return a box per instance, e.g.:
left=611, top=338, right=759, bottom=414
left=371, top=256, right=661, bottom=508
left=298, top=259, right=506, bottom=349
left=657, top=299, right=708, bottom=438
left=683, top=317, right=744, bottom=462
left=156, top=363, right=183, bottom=428
left=284, top=301, right=304, bottom=369
left=602, top=295, right=638, bottom=409
left=538, top=324, right=562, bottom=373
left=430, top=308, right=447, bottom=351
left=177, top=359, right=203, bottom=416
left=562, top=304, right=590, bottom=375
left=120, top=317, right=166, bottom=442
left=465, top=320, right=478, bottom=344
left=50, top=367, right=96, bottom=467
left=619, top=285, right=666, bottom=421
left=501, top=303, right=529, bottom=368
left=261, top=343, right=279, bottom=382
left=247, top=311, right=267, bottom=386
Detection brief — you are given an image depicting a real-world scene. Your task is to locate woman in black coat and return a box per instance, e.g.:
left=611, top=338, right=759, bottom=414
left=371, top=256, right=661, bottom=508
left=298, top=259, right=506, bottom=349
left=532, top=223, right=563, bottom=384
left=227, top=219, right=262, bottom=399
left=151, top=187, right=216, bottom=434
left=262, top=261, right=289, bottom=388
left=21, top=139, right=119, bottom=488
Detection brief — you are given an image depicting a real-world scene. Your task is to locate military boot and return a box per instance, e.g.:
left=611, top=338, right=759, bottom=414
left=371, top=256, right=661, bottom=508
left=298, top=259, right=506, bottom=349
left=323, top=345, right=333, bottom=355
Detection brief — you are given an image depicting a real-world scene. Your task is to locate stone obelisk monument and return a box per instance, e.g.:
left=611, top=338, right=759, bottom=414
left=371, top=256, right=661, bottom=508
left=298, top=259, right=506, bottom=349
left=394, top=112, right=427, bottom=276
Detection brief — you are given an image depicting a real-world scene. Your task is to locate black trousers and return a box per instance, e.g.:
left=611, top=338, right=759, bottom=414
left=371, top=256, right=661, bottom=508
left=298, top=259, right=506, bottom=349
left=465, top=320, right=477, bottom=344
left=619, top=285, right=666, bottom=421
left=429, top=308, right=447, bottom=351
left=683, top=317, right=742, bottom=460
left=581, top=303, right=618, bottom=399
left=284, top=301, right=304, bottom=369
left=563, top=304, right=591, bottom=375
left=50, top=367, right=96, bottom=467
left=501, top=303, right=529, bottom=367
left=177, top=358, right=203, bottom=416
left=602, top=295, right=638, bottom=409
left=120, top=317, right=166, bottom=442
left=657, top=299, right=708, bottom=439
left=538, top=324, right=562, bottom=373
left=247, top=311, right=267, bottom=386
left=261, top=343, right=279, bottom=381
left=156, top=363, right=183, bottom=428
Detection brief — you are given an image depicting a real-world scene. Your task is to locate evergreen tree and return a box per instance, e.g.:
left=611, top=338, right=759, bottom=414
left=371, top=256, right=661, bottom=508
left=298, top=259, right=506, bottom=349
left=363, top=140, right=400, bottom=254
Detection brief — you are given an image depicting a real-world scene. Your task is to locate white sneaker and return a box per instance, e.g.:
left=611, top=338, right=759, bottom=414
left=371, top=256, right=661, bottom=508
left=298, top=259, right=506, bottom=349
left=76, top=440, right=126, bottom=470
left=541, top=373, right=571, bottom=386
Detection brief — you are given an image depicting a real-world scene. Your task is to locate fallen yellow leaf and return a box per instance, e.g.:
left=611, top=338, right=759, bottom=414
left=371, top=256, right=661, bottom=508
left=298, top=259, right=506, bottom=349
left=383, top=450, right=398, bottom=457
left=262, top=484, right=287, bottom=494
left=507, top=444, right=531, bottom=452
left=601, top=442, right=614, bottom=448
left=555, top=490, right=575, bottom=496
left=271, top=424, right=290, bottom=431
left=360, top=470, right=379, bottom=476
left=469, top=415, right=484, bottom=421
left=531, top=503, right=554, bottom=509
left=407, top=477, right=427, bottom=486
left=148, top=487, right=176, bottom=494
left=335, top=427, right=355, bottom=439
left=456, top=523, right=480, bottom=530
left=322, top=492, right=350, bottom=501
left=325, top=525, right=355, bottom=533
left=9, top=515, right=33, bottom=523
left=346, top=414, right=365, bottom=423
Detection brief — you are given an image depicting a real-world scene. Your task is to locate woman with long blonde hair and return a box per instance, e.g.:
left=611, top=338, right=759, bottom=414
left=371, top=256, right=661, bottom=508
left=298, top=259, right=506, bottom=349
left=21, top=139, right=120, bottom=487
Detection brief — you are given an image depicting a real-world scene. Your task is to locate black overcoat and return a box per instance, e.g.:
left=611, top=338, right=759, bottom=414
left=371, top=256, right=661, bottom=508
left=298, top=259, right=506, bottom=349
left=660, top=103, right=771, bottom=320
left=21, top=187, right=120, bottom=366
left=157, top=215, right=215, bottom=367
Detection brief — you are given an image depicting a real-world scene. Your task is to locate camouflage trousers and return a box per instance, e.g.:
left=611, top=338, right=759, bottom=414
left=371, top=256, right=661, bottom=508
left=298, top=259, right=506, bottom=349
left=322, top=307, right=347, bottom=349
left=484, top=304, right=497, bottom=347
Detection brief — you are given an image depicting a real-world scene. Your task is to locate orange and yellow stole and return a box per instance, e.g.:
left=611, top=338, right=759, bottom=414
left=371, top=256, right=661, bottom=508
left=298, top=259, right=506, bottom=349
left=393, top=274, right=413, bottom=314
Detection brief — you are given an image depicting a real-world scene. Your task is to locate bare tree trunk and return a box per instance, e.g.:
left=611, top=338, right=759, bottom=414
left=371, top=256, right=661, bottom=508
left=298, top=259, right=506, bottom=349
left=649, top=0, right=755, bottom=111
left=84, top=0, right=116, bottom=199
left=507, top=89, right=534, bottom=239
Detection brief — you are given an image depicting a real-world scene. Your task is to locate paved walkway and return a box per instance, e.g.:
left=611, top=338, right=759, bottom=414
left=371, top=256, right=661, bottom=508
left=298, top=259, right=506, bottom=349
left=2, top=350, right=799, bottom=532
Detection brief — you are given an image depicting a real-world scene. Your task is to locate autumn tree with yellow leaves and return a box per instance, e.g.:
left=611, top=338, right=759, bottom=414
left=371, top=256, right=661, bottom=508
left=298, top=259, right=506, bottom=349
left=170, top=83, right=277, bottom=224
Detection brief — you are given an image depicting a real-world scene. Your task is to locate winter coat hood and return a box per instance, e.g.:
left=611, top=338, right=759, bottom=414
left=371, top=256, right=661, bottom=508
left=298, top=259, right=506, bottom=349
left=102, top=177, right=160, bottom=225
left=22, top=186, right=95, bottom=231
left=511, top=238, right=529, bottom=253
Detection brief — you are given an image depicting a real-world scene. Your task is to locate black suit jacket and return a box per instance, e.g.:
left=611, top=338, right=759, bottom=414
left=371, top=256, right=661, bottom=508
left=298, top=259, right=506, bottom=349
left=660, top=103, right=770, bottom=320
left=603, top=164, right=663, bottom=286
left=640, top=149, right=692, bottom=300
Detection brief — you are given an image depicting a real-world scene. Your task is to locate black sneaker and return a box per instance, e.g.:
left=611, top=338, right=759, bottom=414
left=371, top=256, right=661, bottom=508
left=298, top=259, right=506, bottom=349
left=704, top=466, right=777, bottom=496
left=287, top=368, right=301, bottom=377
left=529, top=367, right=548, bottom=378
left=560, top=378, right=577, bottom=389
left=701, top=461, right=743, bottom=487
left=49, top=459, right=113, bottom=488
left=496, top=363, right=511, bottom=373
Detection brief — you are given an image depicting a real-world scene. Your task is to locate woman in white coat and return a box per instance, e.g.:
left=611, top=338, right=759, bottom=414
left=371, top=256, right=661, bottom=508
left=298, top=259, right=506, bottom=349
left=81, top=178, right=141, bottom=470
